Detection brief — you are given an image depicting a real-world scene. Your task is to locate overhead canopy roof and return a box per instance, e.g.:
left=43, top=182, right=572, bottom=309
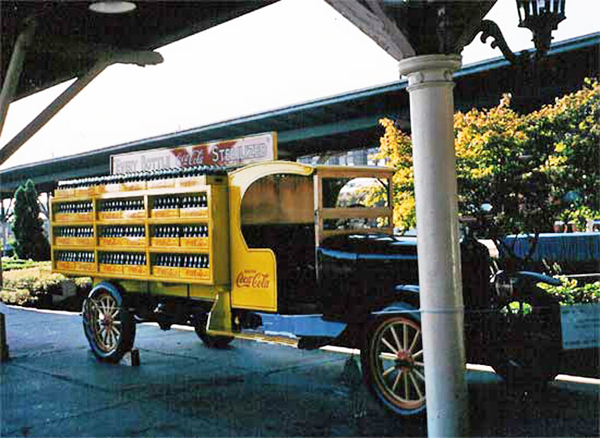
left=1, top=1, right=277, bottom=101
left=0, top=32, right=597, bottom=196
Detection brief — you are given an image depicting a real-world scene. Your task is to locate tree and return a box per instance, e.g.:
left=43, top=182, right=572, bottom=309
left=11, top=180, right=50, bottom=261
left=530, top=78, right=600, bottom=229
left=371, top=78, right=599, bottom=263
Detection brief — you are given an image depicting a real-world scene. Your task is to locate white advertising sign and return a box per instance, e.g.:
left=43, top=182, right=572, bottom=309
left=110, top=132, right=277, bottom=174
left=560, top=303, right=600, bottom=350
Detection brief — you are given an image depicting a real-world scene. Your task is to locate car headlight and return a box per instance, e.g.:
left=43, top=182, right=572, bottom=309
left=493, top=272, right=517, bottom=300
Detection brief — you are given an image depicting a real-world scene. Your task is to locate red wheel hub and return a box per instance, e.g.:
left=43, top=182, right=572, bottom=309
left=396, top=350, right=414, bottom=371
left=101, top=314, right=113, bottom=331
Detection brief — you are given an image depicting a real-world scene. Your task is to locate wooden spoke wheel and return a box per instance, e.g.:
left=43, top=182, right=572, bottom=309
left=361, top=315, right=426, bottom=416
left=83, top=285, right=135, bottom=362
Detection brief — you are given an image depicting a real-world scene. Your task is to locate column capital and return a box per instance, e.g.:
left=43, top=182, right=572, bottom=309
left=398, top=54, right=461, bottom=91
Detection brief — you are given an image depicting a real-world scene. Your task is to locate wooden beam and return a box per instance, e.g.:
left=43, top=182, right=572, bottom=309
left=324, top=0, right=415, bottom=60
left=0, top=20, right=36, bottom=139
left=321, top=207, right=392, bottom=219
left=0, top=60, right=108, bottom=166
left=35, top=38, right=164, bottom=67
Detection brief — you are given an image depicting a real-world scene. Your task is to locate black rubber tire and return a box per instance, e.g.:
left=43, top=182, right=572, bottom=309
left=361, top=314, right=426, bottom=417
left=82, top=284, right=135, bottom=363
left=488, top=289, right=561, bottom=388
left=193, top=313, right=233, bottom=349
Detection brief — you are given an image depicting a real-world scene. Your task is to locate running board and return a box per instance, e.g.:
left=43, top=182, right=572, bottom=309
left=207, top=329, right=299, bottom=347
left=207, top=313, right=348, bottom=348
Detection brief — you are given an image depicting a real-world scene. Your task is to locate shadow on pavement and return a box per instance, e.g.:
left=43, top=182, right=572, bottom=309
left=1, top=305, right=598, bottom=437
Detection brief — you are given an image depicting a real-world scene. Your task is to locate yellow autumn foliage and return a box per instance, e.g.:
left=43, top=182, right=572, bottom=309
left=371, top=78, right=599, bottom=234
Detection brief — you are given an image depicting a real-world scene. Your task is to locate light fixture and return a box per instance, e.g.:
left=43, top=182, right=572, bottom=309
left=516, top=0, right=566, bottom=58
left=474, top=0, right=566, bottom=64
left=89, top=1, right=137, bottom=14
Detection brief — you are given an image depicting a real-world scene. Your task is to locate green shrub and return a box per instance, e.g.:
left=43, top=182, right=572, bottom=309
left=11, top=179, right=50, bottom=261
left=1, top=256, right=40, bottom=271
left=1, top=261, right=90, bottom=309
left=74, top=276, right=92, bottom=288
left=558, top=205, right=600, bottom=231
left=32, top=273, right=64, bottom=296
left=3, top=274, right=47, bottom=303
left=0, top=288, right=32, bottom=305
left=539, top=277, right=600, bottom=305
left=1, top=239, right=16, bottom=257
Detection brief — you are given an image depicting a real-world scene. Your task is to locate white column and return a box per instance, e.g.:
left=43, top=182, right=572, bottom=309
left=398, top=54, right=468, bottom=437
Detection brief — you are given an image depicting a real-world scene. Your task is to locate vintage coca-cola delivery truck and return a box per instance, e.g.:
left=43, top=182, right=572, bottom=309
left=51, top=135, right=561, bottom=416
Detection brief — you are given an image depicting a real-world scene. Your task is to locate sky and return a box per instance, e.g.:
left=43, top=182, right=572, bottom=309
left=0, top=0, right=598, bottom=171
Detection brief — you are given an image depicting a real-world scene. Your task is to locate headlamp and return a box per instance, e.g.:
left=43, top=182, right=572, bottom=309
left=493, top=272, right=518, bottom=300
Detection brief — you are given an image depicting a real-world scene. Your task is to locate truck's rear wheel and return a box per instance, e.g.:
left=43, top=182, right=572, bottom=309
left=489, top=291, right=560, bottom=388
left=361, top=315, right=426, bottom=416
left=193, top=313, right=233, bottom=348
left=83, top=284, right=135, bottom=362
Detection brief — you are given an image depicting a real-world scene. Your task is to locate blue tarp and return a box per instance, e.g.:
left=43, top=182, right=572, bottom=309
left=501, top=232, right=600, bottom=263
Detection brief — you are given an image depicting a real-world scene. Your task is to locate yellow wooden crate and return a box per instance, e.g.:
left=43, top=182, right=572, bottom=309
left=151, top=209, right=179, bottom=218
left=74, top=187, right=94, bottom=197
left=121, top=237, right=146, bottom=247
left=74, top=262, right=95, bottom=272
left=54, top=189, right=74, bottom=199
left=123, top=210, right=146, bottom=219
left=102, top=183, right=121, bottom=193
left=176, top=178, right=203, bottom=189
left=151, top=237, right=180, bottom=247
left=98, top=237, right=118, bottom=247
left=98, top=211, right=122, bottom=221
left=179, top=208, right=208, bottom=219
left=55, top=261, right=73, bottom=271
left=180, top=237, right=209, bottom=250
left=76, top=212, right=94, bottom=222
left=55, top=237, right=94, bottom=247
left=123, top=265, right=149, bottom=276
left=180, top=267, right=210, bottom=280
left=99, top=264, right=123, bottom=274
left=152, top=266, right=180, bottom=278
left=147, top=180, right=176, bottom=190
left=53, top=212, right=93, bottom=222
left=120, top=182, right=146, bottom=192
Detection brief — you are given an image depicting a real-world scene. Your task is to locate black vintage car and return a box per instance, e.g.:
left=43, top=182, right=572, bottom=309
left=53, top=162, right=562, bottom=417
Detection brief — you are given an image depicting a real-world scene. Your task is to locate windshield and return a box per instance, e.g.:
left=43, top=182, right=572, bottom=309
left=322, top=177, right=389, bottom=208
left=321, top=177, right=391, bottom=232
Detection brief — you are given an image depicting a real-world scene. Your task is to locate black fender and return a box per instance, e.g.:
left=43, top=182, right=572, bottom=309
left=86, top=281, right=134, bottom=310
left=512, top=270, right=561, bottom=286
left=372, top=299, right=421, bottom=321
left=392, top=285, right=421, bottom=311
left=88, top=281, right=123, bottom=302
left=330, top=287, right=421, bottom=349
left=493, top=270, right=561, bottom=306
left=324, top=283, right=421, bottom=324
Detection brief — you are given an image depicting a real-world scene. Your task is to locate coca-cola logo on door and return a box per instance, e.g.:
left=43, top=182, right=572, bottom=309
left=236, top=270, right=270, bottom=289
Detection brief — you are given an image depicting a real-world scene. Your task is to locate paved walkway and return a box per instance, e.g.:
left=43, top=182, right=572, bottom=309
left=1, top=305, right=598, bottom=437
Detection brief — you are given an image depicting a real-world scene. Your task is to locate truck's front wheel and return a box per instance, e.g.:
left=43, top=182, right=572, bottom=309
left=361, top=315, right=426, bottom=416
left=82, top=284, right=135, bottom=362
left=488, top=290, right=560, bottom=388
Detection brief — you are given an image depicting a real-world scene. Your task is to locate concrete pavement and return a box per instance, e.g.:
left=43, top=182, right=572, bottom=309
left=1, top=305, right=598, bottom=437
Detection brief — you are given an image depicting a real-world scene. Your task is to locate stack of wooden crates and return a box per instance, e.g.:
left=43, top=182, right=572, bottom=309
left=50, top=169, right=230, bottom=287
